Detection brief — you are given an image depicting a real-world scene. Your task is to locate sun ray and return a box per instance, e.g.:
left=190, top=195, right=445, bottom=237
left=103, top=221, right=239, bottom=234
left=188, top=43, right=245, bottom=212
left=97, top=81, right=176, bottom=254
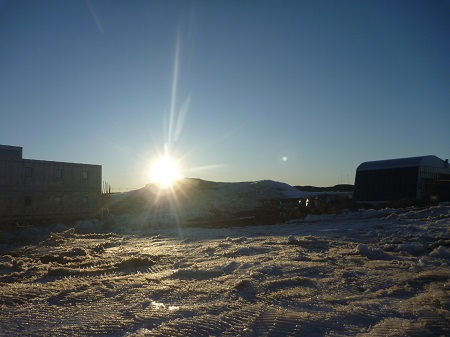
left=149, top=155, right=181, bottom=188
left=85, top=0, right=103, bottom=34
left=168, top=33, right=181, bottom=146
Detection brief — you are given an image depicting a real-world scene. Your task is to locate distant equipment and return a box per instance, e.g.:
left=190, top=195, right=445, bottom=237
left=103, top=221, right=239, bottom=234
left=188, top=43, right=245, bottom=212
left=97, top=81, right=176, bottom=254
left=353, top=155, right=450, bottom=203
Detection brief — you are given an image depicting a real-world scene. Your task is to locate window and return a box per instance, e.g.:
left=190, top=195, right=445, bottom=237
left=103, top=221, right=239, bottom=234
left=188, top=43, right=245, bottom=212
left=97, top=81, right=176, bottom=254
left=82, top=171, right=88, bottom=180
left=24, top=196, right=32, bottom=206
left=55, top=168, right=62, bottom=178
left=25, top=167, right=33, bottom=177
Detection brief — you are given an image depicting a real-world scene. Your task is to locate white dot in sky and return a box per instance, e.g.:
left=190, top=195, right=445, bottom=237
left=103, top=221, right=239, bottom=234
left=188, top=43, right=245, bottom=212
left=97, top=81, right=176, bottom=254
left=282, top=156, right=288, bottom=162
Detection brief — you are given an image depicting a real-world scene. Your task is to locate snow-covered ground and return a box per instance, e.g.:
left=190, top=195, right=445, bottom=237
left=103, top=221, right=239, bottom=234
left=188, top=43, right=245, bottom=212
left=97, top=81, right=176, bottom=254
left=1, top=181, right=449, bottom=336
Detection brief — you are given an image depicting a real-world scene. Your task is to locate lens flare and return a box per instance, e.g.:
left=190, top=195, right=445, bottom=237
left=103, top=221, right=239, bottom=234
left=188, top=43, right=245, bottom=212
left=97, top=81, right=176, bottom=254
left=150, top=156, right=181, bottom=188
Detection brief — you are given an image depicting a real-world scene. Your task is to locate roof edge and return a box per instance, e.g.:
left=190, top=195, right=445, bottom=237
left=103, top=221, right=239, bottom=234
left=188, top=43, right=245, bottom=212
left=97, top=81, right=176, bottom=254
left=357, top=155, right=447, bottom=171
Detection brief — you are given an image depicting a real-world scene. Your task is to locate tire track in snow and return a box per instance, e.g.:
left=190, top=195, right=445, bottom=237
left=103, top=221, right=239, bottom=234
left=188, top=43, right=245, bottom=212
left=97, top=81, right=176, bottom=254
left=1, top=206, right=450, bottom=336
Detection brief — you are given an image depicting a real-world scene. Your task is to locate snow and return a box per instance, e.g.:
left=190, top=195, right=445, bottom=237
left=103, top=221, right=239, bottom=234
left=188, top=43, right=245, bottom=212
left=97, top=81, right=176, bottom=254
left=1, top=179, right=450, bottom=336
left=107, top=179, right=317, bottom=227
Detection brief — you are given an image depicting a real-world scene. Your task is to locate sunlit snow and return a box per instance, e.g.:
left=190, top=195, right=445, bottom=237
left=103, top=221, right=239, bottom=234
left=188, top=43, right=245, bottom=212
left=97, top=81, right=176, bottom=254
left=1, top=180, right=449, bottom=336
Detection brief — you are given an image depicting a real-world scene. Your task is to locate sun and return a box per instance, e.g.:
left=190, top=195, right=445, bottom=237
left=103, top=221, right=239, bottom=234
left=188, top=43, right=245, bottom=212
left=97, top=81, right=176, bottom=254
left=150, top=156, right=182, bottom=188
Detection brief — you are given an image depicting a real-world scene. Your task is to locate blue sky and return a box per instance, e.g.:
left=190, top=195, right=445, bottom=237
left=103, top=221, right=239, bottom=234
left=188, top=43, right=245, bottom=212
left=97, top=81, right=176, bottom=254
left=1, top=0, right=449, bottom=190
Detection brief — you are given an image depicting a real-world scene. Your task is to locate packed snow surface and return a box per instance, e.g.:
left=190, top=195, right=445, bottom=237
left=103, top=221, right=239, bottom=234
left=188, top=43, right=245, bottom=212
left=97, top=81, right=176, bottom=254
left=1, top=192, right=450, bottom=335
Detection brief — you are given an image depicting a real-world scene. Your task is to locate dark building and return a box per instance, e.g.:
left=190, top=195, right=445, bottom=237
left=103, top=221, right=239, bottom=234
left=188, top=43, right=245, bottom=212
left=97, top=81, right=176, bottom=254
left=353, top=155, right=450, bottom=203
left=0, top=145, right=102, bottom=223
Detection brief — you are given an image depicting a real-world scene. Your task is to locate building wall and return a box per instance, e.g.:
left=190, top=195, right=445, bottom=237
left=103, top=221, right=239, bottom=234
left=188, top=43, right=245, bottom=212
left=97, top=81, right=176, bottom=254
left=0, top=144, right=22, bottom=159
left=419, top=165, right=450, bottom=201
left=353, top=167, right=419, bottom=202
left=0, top=158, right=101, bottom=222
left=354, top=156, right=450, bottom=203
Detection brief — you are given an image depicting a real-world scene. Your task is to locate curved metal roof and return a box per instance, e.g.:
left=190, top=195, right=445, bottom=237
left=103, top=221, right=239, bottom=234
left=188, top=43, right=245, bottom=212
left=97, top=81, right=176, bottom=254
left=357, top=155, right=448, bottom=171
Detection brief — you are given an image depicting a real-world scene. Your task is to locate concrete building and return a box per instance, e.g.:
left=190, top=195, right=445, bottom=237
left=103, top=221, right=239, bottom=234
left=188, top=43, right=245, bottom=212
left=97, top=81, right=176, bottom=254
left=353, top=155, right=450, bottom=203
left=0, top=145, right=102, bottom=223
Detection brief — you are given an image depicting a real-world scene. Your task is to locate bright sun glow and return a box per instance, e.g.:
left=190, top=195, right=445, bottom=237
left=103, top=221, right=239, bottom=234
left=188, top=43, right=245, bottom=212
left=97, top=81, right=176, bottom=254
left=150, top=156, right=181, bottom=188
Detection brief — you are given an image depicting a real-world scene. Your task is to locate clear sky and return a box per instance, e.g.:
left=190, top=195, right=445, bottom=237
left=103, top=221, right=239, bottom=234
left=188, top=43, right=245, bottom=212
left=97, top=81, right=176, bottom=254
left=1, top=0, right=449, bottom=191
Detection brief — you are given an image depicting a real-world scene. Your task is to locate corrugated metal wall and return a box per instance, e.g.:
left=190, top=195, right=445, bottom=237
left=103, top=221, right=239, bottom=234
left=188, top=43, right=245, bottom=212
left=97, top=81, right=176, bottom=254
left=353, top=167, right=419, bottom=202
left=0, top=158, right=101, bottom=222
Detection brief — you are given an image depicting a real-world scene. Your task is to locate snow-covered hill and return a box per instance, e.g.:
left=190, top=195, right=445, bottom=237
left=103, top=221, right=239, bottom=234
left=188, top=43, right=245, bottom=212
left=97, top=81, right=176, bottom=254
left=108, top=178, right=316, bottom=227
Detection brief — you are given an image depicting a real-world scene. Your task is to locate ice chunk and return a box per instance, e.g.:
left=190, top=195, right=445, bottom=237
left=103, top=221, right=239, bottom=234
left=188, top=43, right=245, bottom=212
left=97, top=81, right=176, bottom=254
left=356, top=244, right=389, bottom=260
